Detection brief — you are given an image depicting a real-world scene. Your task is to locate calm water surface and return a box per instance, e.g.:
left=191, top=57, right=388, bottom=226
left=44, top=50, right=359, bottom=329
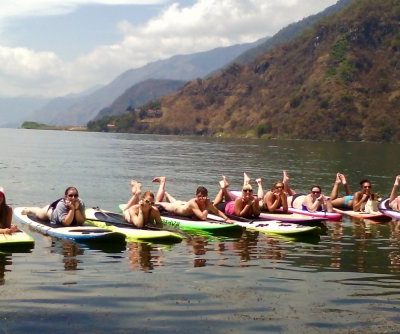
left=0, top=128, right=400, bottom=333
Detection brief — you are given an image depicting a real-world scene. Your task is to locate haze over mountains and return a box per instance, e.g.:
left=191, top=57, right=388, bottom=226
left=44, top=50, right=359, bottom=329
left=0, top=0, right=351, bottom=128
left=88, top=0, right=400, bottom=142
left=26, top=41, right=264, bottom=126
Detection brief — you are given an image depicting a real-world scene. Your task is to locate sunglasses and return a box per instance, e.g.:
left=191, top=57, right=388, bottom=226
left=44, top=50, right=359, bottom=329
left=275, top=186, right=284, bottom=189
left=311, top=191, right=321, bottom=194
left=196, top=195, right=208, bottom=199
left=144, top=199, right=155, bottom=205
left=243, top=189, right=253, bottom=193
left=67, top=194, right=79, bottom=198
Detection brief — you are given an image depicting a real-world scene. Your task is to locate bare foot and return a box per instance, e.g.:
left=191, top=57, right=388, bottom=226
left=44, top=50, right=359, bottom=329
left=283, top=170, right=289, bottom=184
left=219, top=175, right=229, bottom=189
left=335, top=173, right=341, bottom=184
left=395, top=175, right=400, bottom=186
left=339, top=173, right=347, bottom=185
left=243, top=173, right=251, bottom=186
left=152, top=176, right=166, bottom=183
left=130, top=180, right=141, bottom=194
left=21, top=208, right=30, bottom=215
left=255, top=178, right=262, bottom=185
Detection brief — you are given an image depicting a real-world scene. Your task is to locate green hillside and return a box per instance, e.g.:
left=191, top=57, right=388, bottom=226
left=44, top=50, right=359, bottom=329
left=88, top=0, right=400, bottom=142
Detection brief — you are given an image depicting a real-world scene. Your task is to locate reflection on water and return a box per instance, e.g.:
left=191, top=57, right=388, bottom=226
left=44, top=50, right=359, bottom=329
left=127, top=242, right=165, bottom=272
left=0, top=253, right=12, bottom=285
left=51, top=240, right=83, bottom=271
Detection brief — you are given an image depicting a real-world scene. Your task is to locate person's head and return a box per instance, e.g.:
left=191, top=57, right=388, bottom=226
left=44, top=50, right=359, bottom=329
left=141, top=191, right=155, bottom=206
left=272, top=181, right=284, bottom=192
left=64, top=187, right=79, bottom=202
left=310, top=185, right=322, bottom=198
left=242, top=184, right=253, bottom=198
left=195, top=186, right=208, bottom=202
left=360, top=179, right=372, bottom=194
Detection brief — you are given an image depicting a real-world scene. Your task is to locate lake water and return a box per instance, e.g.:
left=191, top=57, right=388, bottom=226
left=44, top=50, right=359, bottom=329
left=0, top=128, right=399, bottom=333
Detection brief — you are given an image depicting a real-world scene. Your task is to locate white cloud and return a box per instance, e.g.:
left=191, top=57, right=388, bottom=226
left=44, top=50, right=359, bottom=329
left=0, top=0, right=338, bottom=97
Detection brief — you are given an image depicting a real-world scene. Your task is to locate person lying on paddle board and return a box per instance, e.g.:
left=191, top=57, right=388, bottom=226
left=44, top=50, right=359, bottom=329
left=0, top=187, right=18, bottom=234
left=329, top=173, right=353, bottom=209
left=389, top=175, right=400, bottom=211
left=22, top=186, right=85, bottom=226
left=352, top=179, right=378, bottom=212
left=122, top=180, right=162, bottom=228
left=154, top=177, right=232, bottom=222
left=213, top=176, right=260, bottom=218
left=291, top=185, right=333, bottom=213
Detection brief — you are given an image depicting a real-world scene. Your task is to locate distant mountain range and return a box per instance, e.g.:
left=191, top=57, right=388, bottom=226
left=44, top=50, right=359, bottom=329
left=0, top=96, right=50, bottom=128
left=94, top=79, right=186, bottom=120
left=28, top=41, right=265, bottom=126
left=87, top=0, right=352, bottom=128
left=88, top=0, right=400, bottom=142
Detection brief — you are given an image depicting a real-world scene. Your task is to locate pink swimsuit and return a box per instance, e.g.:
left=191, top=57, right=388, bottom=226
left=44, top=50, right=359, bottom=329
left=224, top=201, right=236, bottom=215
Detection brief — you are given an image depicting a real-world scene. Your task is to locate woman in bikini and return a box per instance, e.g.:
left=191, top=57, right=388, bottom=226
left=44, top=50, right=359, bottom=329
left=213, top=175, right=260, bottom=218
left=123, top=180, right=161, bottom=228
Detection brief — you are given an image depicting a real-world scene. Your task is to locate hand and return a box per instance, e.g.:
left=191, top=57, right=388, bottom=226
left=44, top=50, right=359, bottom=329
left=74, top=201, right=80, bottom=210
left=10, top=225, right=19, bottom=233
left=65, top=199, right=73, bottom=209
left=362, top=194, right=369, bottom=201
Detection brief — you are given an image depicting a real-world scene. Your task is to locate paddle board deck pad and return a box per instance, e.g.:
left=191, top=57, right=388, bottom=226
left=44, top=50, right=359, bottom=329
left=119, top=203, right=243, bottom=235
left=0, top=229, right=35, bottom=252
left=378, top=199, right=400, bottom=220
left=333, top=207, right=391, bottom=221
left=14, top=207, right=126, bottom=243
left=85, top=208, right=183, bottom=243
left=288, top=207, right=342, bottom=221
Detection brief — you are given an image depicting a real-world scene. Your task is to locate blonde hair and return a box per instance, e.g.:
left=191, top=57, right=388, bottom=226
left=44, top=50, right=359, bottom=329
left=242, top=184, right=253, bottom=191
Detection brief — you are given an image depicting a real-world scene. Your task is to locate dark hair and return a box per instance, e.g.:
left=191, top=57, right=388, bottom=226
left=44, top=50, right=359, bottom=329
left=142, top=191, right=155, bottom=199
left=272, top=181, right=284, bottom=190
left=64, top=186, right=79, bottom=196
left=0, top=193, right=7, bottom=228
left=196, top=186, right=208, bottom=196
left=310, top=185, right=322, bottom=192
left=359, top=179, right=371, bottom=187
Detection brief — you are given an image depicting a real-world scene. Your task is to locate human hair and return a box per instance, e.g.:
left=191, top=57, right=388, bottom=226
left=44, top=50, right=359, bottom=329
left=64, top=187, right=79, bottom=196
left=196, top=186, right=208, bottom=196
left=0, top=193, right=8, bottom=228
left=142, top=191, right=155, bottom=199
left=359, top=179, right=371, bottom=187
left=310, top=185, right=322, bottom=192
left=242, top=184, right=253, bottom=191
left=272, top=181, right=284, bottom=190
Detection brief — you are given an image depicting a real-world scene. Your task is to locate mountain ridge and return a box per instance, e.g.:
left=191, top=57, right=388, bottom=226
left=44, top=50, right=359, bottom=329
left=88, top=0, right=400, bottom=142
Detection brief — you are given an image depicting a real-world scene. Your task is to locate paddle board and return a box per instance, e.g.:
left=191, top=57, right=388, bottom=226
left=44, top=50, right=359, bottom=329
left=288, top=207, right=342, bottom=221
left=14, top=207, right=126, bottom=243
left=332, top=207, right=391, bottom=221
left=225, top=191, right=326, bottom=223
left=85, top=208, right=183, bottom=243
left=119, top=203, right=243, bottom=235
left=378, top=198, right=400, bottom=220
left=0, top=229, right=35, bottom=252
left=208, top=214, right=318, bottom=235
left=258, top=211, right=326, bottom=224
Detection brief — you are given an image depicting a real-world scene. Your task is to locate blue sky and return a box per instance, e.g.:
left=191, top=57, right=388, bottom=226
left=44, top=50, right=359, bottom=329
left=0, top=0, right=338, bottom=97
